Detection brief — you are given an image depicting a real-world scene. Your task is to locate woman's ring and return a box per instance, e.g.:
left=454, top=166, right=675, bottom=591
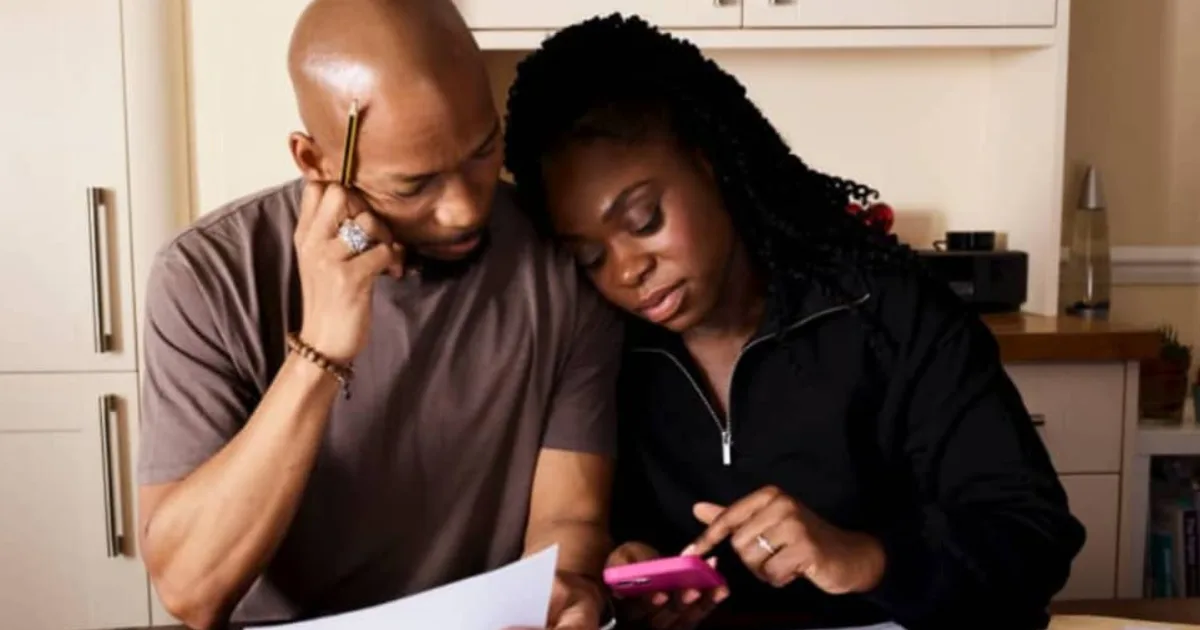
left=756, top=534, right=778, bottom=556
left=337, top=219, right=371, bottom=255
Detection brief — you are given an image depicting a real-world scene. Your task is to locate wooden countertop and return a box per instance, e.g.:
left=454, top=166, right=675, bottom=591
left=983, top=312, right=1160, bottom=363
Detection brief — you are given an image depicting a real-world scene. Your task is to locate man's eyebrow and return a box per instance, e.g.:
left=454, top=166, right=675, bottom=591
left=386, top=121, right=502, bottom=185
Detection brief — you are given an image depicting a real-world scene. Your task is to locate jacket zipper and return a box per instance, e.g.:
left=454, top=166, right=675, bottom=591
left=632, top=293, right=870, bottom=467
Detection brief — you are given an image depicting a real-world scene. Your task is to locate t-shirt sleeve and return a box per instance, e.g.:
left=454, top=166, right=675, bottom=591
left=138, top=250, right=256, bottom=485
left=541, top=281, right=624, bottom=456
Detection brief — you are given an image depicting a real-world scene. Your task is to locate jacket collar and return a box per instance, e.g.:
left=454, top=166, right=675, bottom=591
left=626, top=269, right=872, bottom=352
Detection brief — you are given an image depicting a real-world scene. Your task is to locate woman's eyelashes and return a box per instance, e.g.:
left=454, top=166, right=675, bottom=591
left=575, top=203, right=665, bottom=270
left=628, top=202, right=664, bottom=235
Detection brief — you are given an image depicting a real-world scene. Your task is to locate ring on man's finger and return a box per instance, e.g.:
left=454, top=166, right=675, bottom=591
left=337, top=218, right=372, bottom=255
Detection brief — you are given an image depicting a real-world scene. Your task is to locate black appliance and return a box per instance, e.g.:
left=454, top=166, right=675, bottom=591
left=916, top=250, right=1028, bottom=313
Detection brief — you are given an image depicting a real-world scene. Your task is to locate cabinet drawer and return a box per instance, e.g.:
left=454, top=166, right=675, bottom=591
left=1005, top=363, right=1125, bottom=474
left=454, top=0, right=741, bottom=29
left=1055, top=474, right=1119, bottom=600
left=743, top=0, right=1058, bottom=29
left=744, top=0, right=1056, bottom=29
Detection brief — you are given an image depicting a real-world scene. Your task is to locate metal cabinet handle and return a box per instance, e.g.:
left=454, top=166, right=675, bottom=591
left=99, top=395, right=124, bottom=557
left=1030, top=413, right=1047, bottom=426
left=713, top=0, right=736, bottom=6
left=87, top=187, right=113, bottom=354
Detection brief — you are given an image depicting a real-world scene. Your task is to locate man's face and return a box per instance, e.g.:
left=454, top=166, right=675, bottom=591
left=317, top=70, right=503, bottom=265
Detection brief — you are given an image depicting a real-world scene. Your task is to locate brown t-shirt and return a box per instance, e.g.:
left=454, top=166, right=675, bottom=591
left=138, top=179, right=622, bottom=623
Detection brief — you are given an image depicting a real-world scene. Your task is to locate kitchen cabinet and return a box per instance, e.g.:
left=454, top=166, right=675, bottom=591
left=743, top=0, right=1058, bottom=29
left=1007, top=361, right=1134, bottom=600
left=0, top=373, right=148, bottom=630
left=1007, top=362, right=1125, bottom=475
left=0, top=0, right=137, bottom=373
left=456, top=0, right=741, bottom=29
left=0, top=0, right=189, bottom=626
left=1057, top=474, right=1121, bottom=600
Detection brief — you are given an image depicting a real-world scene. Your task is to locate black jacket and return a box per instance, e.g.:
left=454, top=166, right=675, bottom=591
left=610, top=266, right=1086, bottom=630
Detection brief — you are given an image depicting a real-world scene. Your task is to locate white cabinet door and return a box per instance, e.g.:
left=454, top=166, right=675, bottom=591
left=1005, top=362, right=1124, bottom=475
left=0, top=373, right=149, bottom=630
left=1056, top=474, right=1119, bottom=600
left=455, top=0, right=741, bottom=29
left=744, top=0, right=1058, bottom=29
left=0, top=0, right=137, bottom=372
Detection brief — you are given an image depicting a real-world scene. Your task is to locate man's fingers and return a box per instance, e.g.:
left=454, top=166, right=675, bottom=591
left=550, top=603, right=594, bottom=630
left=347, top=242, right=396, bottom=279
left=351, top=210, right=393, bottom=247
left=295, top=180, right=327, bottom=242
left=310, top=183, right=353, bottom=240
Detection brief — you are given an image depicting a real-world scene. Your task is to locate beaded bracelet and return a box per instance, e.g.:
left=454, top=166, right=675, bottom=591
left=285, top=332, right=354, bottom=399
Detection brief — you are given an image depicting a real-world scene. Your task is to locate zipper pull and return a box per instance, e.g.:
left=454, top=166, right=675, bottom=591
left=721, top=431, right=732, bottom=466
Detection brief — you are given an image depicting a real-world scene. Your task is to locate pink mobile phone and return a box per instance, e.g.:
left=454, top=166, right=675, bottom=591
left=603, top=556, right=726, bottom=597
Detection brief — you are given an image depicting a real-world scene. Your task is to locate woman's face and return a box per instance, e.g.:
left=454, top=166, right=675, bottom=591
left=541, top=136, right=737, bottom=333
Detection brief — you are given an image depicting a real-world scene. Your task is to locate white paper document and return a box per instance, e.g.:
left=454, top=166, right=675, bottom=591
left=248, top=545, right=558, bottom=630
left=801, top=619, right=902, bottom=624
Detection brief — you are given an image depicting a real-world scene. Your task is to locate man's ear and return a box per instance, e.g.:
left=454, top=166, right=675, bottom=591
left=289, top=131, right=327, bottom=181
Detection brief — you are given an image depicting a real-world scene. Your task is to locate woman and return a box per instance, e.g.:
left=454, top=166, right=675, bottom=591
left=503, top=14, right=1085, bottom=630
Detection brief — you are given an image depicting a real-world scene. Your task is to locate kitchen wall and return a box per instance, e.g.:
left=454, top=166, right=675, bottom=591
left=485, top=42, right=1069, bottom=314
left=486, top=47, right=1000, bottom=251
left=1064, top=0, right=1200, bottom=356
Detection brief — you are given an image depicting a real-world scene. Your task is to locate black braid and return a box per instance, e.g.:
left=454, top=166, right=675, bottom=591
left=503, top=14, right=923, bottom=352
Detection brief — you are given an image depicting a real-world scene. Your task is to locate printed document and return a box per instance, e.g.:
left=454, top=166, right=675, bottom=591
left=247, top=545, right=558, bottom=630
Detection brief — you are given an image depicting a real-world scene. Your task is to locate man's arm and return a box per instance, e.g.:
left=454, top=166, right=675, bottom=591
left=524, top=449, right=614, bottom=594
left=524, top=276, right=624, bottom=628
left=139, top=354, right=340, bottom=629
left=139, top=183, right=396, bottom=629
left=136, top=248, right=344, bottom=629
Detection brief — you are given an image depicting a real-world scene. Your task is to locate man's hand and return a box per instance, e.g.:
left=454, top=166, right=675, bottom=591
left=294, top=181, right=404, bottom=364
left=607, top=542, right=728, bottom=630
left=505, top=571, right=605, bottom=630
left=548, top=571, right=606, bottom=629
left=683, top=485, right=886, bottom=594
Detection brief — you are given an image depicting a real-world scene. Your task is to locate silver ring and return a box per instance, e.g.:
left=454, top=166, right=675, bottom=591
left=337, top=219, right=371, bottom=255
left=756, top=534, right=778, bottom=556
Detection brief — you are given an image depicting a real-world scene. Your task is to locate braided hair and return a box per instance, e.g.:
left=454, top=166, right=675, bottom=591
left=503, top=13, right=922, bottom=341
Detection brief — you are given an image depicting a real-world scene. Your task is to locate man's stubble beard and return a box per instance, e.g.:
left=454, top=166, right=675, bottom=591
left=405, top=228, right=493, bottom=283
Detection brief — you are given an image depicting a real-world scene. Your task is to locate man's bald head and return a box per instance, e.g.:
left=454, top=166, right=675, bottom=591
left=285, top=0, right=502, bottom=265
left=288, top=0, right=485, bottom=153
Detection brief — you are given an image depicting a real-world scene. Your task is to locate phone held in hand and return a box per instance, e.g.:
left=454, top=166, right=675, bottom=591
left=603, top=556, right=726, bottom=597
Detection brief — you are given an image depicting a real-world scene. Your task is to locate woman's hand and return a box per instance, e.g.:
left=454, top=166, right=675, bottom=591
left=683, top=486, right=886, bottom=595
left=606, top=541, right=729, bottom=630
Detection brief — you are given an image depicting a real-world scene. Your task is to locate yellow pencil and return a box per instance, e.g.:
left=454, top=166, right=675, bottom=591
left=339, top=99, right=361, bottom=187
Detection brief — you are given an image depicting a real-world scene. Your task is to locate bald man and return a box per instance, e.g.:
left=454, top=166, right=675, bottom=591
left=135, top=1, right=620, bottom=628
